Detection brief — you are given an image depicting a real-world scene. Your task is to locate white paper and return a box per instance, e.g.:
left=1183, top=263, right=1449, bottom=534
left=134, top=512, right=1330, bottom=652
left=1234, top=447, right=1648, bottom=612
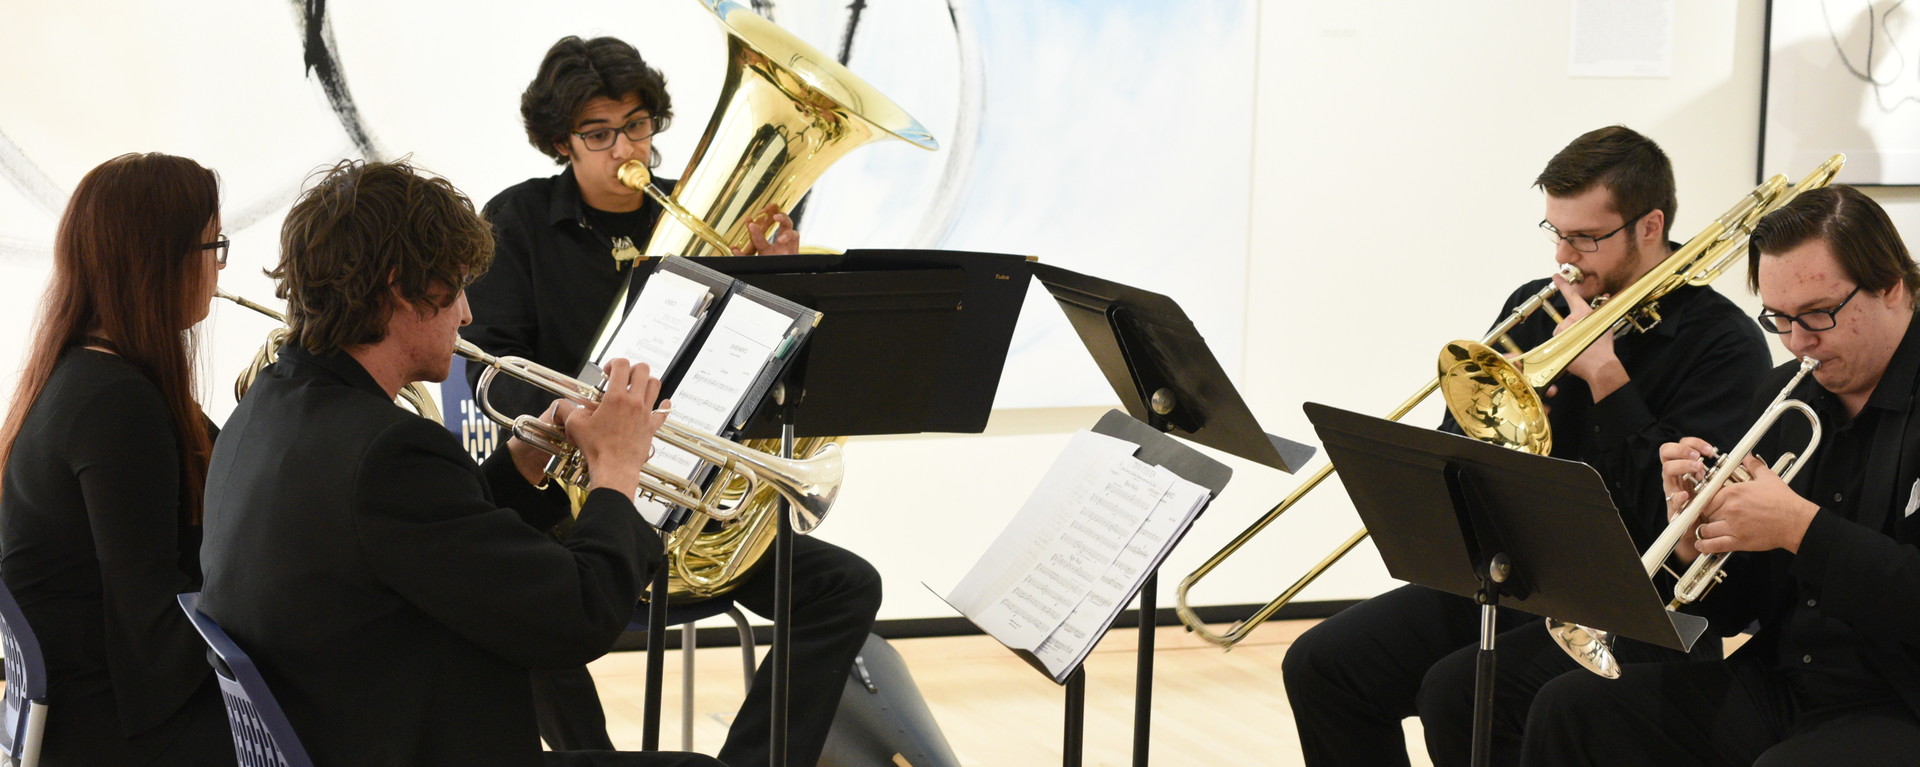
left=945, top=430, right=1213, bottom=681
left=1032, top=470, right=1210, bottom=674
left=598, top=269, right=713, bottom=373
left=1569, top=0, right=1674, bottom=78
left=635, top=294, right=794, bottom=526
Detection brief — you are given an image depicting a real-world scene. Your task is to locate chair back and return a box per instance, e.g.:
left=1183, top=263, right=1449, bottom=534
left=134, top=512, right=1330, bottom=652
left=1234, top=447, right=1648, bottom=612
left=176, top=593, right=314, bottom=767
left=0, top=579, right=46, bottom=767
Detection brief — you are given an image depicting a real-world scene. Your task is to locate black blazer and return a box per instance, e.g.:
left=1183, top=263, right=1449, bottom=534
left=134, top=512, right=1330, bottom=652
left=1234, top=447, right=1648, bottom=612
left=199, top=345, right=661, bottom=767
left=1692, top=313, right=1920, bottom=718
left=0, top=349, right=228, bottom=763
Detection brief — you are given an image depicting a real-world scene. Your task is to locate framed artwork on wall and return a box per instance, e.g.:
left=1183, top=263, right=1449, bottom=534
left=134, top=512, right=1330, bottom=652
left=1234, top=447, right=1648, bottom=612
left=1760, top=0, right=1920, bottom=186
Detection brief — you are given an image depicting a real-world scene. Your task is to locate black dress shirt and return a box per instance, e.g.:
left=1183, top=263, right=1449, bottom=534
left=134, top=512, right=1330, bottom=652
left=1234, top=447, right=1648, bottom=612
left=465, top=167, right=674, bottom=420
left=1690, top=310, right=1920, bottom=722
left=0, top=348, right=226, bottom=761
left=1439, top=277, right=1774, bottom=551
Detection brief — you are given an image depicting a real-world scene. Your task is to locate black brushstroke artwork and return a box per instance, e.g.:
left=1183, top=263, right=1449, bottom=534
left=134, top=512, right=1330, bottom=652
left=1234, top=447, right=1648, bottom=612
left=1823, top=0, right=1920, bottom=113
left=300, top=0, right=382, bottom=159
left=839, top=0, right=868, bottom=65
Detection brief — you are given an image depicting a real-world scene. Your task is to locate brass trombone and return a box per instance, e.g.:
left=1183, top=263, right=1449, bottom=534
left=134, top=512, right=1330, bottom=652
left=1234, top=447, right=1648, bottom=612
left=1549, top=357, right=1822, bottom=678
left=1173, top=154, right=1844, bottom=648
left=1172, top=264, right=1587, bottom=648
left=1434, top=155, right=1843, bottom=453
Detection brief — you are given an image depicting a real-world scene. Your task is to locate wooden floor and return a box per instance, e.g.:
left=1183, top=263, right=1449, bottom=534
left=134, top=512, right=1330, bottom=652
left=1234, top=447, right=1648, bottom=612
left=590, top=618, right=1435, bottom=766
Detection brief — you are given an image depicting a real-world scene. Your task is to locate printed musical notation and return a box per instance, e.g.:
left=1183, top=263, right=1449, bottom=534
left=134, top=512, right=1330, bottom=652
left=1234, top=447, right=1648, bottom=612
left=944, top=430, right=1211, bottom=681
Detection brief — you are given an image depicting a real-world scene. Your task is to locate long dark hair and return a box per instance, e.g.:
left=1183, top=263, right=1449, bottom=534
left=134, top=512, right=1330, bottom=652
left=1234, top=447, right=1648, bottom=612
left=0, top=153, right=220, bottom=523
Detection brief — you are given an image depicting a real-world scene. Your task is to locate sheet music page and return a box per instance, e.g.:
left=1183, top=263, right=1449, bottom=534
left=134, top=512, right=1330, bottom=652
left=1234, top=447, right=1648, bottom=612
left=634, top=294, right=794, bottom=526
left=597, top=269, right=713, bottom=372
left=946, top=431, right=1178, bottom=663
left=1031, top=467, right=1211, bottom=677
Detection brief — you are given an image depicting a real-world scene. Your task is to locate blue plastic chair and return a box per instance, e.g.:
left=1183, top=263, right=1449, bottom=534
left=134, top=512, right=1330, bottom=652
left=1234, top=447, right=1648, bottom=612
left=176, top=593, right=313, bottom=767
left=0, top=579, right=46, bottom=767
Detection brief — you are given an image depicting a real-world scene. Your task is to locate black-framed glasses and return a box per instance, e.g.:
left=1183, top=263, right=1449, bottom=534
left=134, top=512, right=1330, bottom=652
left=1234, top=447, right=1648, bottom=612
left=1539, top=208, right=1652, bottom=253
left=1757, top=286, right=1862, bottom=334
left=197, top=236, right=229, bottom=266
left=572, top=115, right=668, bottom=152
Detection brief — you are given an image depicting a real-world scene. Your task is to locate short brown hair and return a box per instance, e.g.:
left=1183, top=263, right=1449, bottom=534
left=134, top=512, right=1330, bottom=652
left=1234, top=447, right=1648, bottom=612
left=1535, top=126, right=1678, bottom=240
left=272, top=160, right=494, bottom=353
left=521, top=36, right=673, bottom=165
left=1748, top=184, right=1920, bottom=308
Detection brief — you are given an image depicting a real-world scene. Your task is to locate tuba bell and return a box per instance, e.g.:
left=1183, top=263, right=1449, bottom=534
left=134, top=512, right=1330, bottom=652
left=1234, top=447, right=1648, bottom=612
left=585, top=0, right=938, bottom=602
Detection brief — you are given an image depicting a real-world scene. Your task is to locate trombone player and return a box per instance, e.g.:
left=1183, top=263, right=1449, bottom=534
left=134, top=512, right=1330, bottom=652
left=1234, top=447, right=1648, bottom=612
left=1281, top=126, right=1771, bottom=767
left=1522, top=185, right=1920, bottom=764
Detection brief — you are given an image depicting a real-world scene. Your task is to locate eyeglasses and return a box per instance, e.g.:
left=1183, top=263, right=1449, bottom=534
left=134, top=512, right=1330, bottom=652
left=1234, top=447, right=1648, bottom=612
left=572, top=115, right=667, bottom=152
left=1757, top=286, right=1862, bottom=334
left=197, top=236, right=229, bottom=266
left=1539, top=209, right=1652, bottom=253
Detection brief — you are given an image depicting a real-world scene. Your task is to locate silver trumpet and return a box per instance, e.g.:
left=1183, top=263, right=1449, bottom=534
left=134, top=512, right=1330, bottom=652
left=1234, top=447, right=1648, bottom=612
left=458, top=340, right=842, bottom=532
left=1548, top=357, right=1822, bottom=678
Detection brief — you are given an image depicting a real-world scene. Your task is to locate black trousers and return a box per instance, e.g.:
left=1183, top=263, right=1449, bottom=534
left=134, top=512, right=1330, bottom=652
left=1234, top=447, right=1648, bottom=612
left=534, top=535, right=882, bottom=767
left=41, top=668, right=235, bottom=766
left=1282, top=584, right=1703, bottom=767
left=1521, top=657, right=1920, bottom=766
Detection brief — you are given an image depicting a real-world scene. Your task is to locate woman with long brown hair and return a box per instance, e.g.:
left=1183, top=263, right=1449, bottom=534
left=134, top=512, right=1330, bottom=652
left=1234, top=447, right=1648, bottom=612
left=0, top=153, right=236, bottom=765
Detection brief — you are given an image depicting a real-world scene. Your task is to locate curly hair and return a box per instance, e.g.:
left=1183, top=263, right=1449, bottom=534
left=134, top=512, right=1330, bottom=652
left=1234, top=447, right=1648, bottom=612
left=521, top=36, right=674, bottom=165
left=1748, top=185, right=1920, bottom=308
left=1535, top=126, right=1678, bottom=241
left=271, top=159, right=494, bottom=353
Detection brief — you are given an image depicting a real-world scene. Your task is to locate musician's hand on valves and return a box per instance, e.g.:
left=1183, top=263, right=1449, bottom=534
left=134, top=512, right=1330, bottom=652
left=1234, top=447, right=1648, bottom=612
left=566, top=359, right=673, bottom=496
left=1694, top=454, right=1821, bottom=555
left=1551, top=270, right=1627, bottom=401
left=506, top=400, right=579, bottom=487
left=735, top=204, right=800, bottom=255
left=1659, top=437, right=1718, bottom=562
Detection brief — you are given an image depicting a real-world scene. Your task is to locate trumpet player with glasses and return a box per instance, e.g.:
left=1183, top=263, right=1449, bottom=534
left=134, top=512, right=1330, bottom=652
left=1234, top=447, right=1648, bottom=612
left=1522, top=185, right=1920, bottom=765
left=464, top=36, right=883, bottom=765
left=1281, top=126, right=1771, bottom=767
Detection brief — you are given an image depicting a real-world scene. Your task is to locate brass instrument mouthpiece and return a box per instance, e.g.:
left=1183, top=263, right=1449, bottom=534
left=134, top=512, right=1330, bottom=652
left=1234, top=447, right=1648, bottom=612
left=617, top=160, right=654, bottom=193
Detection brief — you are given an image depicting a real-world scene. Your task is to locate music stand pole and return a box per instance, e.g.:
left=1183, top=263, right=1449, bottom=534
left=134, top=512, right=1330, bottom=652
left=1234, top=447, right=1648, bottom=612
left=770, top=381, right=798, bottom=767
left=1302, top=403, right=1709, bottom=767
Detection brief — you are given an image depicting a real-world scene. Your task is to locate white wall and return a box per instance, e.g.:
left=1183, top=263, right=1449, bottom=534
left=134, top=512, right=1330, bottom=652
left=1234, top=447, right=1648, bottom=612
left=10, top=1, right=1920, bottom=626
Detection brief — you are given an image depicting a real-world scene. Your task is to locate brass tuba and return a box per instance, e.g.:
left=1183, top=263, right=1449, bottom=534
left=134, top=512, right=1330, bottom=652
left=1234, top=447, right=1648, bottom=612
left=591, top=0, right=937, bottom=602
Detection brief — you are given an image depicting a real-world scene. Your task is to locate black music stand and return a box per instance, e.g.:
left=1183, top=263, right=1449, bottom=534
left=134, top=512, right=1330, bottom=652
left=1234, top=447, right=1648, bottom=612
left=1031, top=263, right=1313, bottom=767
left=674, top=249, right=1031, bottom=767
left=1302, top=402, right=1707, bottom=767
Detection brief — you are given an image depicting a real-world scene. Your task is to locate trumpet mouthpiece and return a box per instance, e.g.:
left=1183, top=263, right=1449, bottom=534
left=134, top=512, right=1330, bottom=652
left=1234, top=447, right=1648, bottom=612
left=617, top=160, right=654, bottom=192
left=1557, top=263, right=1585, bottom=284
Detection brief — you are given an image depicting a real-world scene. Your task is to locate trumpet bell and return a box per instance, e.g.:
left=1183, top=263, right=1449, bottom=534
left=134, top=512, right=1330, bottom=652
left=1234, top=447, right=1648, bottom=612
left=1437, top=340, right=1552, bottom=455
left=1545, top=619, right=1623, bottom=679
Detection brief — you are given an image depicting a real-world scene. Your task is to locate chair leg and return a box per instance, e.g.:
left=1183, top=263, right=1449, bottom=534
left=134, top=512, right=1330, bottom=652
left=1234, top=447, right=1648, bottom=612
left=726, top=605, right=757, bottom=691
left=681, top=622, right=696, bottom=751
